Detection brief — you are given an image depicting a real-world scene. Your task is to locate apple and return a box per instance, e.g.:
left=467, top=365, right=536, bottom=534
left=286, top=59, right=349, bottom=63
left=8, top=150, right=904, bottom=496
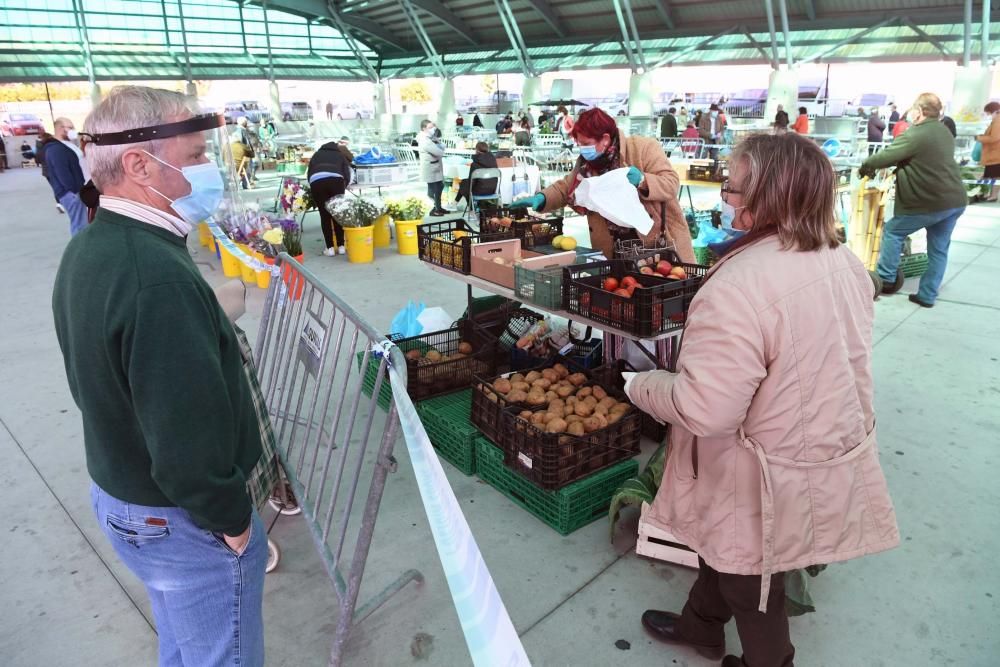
left=603, top=277, right=619, bottom=292
left=655, top=260, right=673, bottom=276
left=621, top=276, right=639, bottom=289
left=639, top=266, right=655, bottom=275
left=613, top=288, right=631, bottom=298
left=669, top=266, right=687, bottom=280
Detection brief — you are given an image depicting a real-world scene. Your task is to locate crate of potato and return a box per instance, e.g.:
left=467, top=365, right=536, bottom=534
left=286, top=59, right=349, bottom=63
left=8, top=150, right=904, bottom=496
left=562, top=259, right=708, bottom=338
left=472, top=361, right=642, bottom=490
left=417, top=218, right=507, bottom=275
left=397, top=319, right=500, bottom=402
left=471, top=359, right=576, bottom=446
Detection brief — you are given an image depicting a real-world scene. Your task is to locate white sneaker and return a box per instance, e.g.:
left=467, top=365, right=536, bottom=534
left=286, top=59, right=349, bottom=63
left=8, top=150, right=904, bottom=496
left=323, top=247, right=337, bottom=257
left=337, top=245, right=346, bottom=255
left=56, top=204, right=65, bottom=213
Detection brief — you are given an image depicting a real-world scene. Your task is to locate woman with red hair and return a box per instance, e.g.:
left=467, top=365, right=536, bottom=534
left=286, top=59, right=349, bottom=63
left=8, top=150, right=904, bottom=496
left=512, top=107, right=692, bottom=261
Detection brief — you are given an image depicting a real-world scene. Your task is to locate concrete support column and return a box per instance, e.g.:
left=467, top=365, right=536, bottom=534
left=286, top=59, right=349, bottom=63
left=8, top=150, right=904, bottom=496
left=522, top=76, right=543, bottom=115
left=436, top=77, right=456, bottom=128
left=90, top=82, right=102, bottom=109
left=763, top=67, right=798, bottom=127
left=950, top=65, right=992, bottom=122
left=268, top=80, right=281, bottom=121
left=184, top=81, right=197, bottom=103
left=373, top=80, right=392, bottom=135
left=628, top=71, right=654, bottom=116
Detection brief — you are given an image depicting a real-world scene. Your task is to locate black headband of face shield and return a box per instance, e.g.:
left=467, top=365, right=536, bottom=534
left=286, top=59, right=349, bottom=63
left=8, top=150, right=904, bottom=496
left=79, top=112, right=225, bottom=146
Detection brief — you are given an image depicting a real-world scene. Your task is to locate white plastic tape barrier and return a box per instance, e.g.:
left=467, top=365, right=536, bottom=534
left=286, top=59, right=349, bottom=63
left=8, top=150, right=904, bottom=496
left=376, top=343, right=532, bottom=667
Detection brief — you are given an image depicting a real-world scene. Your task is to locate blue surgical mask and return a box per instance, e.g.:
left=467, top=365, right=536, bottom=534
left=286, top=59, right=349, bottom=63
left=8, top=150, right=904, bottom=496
left=720, top=200, right=743, bottom=228
left=144, top=151, right=225, bottom=224
left=579, top=145, right=603, bottom=161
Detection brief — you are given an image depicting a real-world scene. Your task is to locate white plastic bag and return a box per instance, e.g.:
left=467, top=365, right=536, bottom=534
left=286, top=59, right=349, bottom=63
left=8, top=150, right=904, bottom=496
left=574, top=167, right=654, bottom=235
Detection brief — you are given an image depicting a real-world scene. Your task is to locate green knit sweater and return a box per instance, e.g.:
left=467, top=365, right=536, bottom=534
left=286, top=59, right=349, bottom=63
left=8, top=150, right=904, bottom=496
left=52, top=209, right=261, bottom=535
left=860, top=118, right=968, bottom=216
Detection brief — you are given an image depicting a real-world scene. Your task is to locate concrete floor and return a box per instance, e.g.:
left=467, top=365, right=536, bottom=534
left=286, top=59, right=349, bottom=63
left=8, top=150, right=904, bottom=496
left=1, top=165, right=998, bottom=666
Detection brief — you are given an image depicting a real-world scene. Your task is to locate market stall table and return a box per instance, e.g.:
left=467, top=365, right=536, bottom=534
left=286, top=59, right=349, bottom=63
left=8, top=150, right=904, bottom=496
left=442, top=155, right=540, bottom=205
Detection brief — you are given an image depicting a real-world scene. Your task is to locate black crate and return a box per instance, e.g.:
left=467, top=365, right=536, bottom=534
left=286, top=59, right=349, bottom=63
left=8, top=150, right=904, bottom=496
left=562, top=259, right=708, bottom=338
left=479, top=207, right=565, bottom=249
left=417, top=218, right=506, bottom=275
left=396, top=319, right=501, bottom=402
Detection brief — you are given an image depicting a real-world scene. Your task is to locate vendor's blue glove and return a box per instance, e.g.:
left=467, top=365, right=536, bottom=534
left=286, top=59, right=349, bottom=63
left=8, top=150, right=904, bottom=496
left=626, top=166, right=644, bottom=187
left=510, top=193, right=545, bottom=210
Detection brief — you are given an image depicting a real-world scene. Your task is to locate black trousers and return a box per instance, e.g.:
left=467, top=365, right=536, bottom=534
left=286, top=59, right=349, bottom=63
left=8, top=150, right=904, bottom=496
left=310, top=176, right=346, bottom=248
left=427, top=180, right=443, bottom=211
left=678, top=557, right=795, bottom=667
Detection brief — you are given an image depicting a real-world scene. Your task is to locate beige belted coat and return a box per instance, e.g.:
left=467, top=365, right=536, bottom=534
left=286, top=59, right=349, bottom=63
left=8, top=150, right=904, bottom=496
left=627, top=234, right=899, bottom=610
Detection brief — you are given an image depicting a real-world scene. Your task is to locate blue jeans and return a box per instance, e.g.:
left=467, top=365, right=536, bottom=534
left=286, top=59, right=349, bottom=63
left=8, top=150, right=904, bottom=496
left=90, top=482, right=266, bottom=666
left=59, top=191, right=89, bottom=236
left=876, top=206, right=965, bottom=305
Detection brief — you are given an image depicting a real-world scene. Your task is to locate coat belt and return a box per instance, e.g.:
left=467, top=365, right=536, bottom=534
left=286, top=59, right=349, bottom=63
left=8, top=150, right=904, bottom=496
left=736, top=424, right=877, bottom=612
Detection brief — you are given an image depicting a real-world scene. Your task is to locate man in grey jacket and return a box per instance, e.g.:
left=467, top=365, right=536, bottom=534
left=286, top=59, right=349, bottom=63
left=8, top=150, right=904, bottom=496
left=417, top=119, right=446, bottom=216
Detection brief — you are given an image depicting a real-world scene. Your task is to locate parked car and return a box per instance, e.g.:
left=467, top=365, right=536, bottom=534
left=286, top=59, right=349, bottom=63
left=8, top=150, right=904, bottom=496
left=330, top=103, right=371, bottom=120
left=280, top=101, right=313, bottom=121
left=1, top=112, right=45, bottom=136
left=223, top=101, right=271, bottom=124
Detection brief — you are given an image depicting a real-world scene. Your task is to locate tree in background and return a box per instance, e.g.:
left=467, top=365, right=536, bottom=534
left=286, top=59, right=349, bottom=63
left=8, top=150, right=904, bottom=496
left=0, top=82, right=88, bottom=102
left=400, top=80, right=431, bottom=104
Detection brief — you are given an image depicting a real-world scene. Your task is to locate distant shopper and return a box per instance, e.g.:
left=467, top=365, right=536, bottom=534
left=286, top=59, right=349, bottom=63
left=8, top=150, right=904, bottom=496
left=631, top=132, right=898, bottom=667
left=456, top=114, right=465, bottom=127
left=975, top=101, right=1000, bottom=202
left=473, top=113, right=483, bottom=128
left=53, top=85, right=267, bottom=666
left=941, top=115, right=957, bottom=137
left=891, top=112, right=910, bottom=139
left=308, top=140, right=353, bottom=256
left=511, top=107, right=694, bottom=262
left=514, top=118, right=532, bottom=146
left=44, top=117, right=88, bottom=236
left=698, top=104, right=726, bottom=158
left=519, top=110, right=534, bottom=129
left=867, top=109, right=886, bottom=144
left=36, top=131, right=64, bottom=210
left=558, top=106, right=574, bottom=138
left=418, top=119, right=446, bottom=216
left=681, top=121, right=700, bottom=156
left=790, top=107, right=809, bottom=134
left=617, top=109, right=627, bottom=117
left=257, top=120, right=276, bottom=158
left=20, top=140, right=35, bottom=162
left=660, top=107, right=678, bottom=138
left=0, top=136, right=6, bottom=170
left=231, top=117, right=257, bottom=187
left=455, top=141, right=498, bottom=206
left=336, top=135, right=354, bottom=164
left=677, top=106, right=690, bottom=128
left=325, top=101, right=333, bottom=120
left=538, top=110, right=549, bottom=127
left=888, top=103, right=899, bottom=133
left=859, top=93, right=967, bottom=307
left=773, top=104, right=789, bottom=131
left=857, top=106, right=868, bottom=119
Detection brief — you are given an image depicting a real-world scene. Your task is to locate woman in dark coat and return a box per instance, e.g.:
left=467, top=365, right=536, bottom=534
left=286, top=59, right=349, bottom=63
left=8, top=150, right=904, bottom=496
left=454, top=141, right=499, bottom=206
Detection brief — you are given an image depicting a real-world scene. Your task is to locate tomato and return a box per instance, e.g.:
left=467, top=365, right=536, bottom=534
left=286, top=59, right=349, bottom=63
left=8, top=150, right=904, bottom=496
left=621, top=276, right=639, bottom=289
left=603, top=277, right=619, bottom=292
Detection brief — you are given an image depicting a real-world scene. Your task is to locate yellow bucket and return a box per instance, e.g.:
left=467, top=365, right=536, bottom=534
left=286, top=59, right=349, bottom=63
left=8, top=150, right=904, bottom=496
left=255, top=264, right=271, bottom=289
left=344, top=225, right=374, bottom=263
left=198, top=222, right=212, bottom=247
left=219, top=244, right=242, bottom=277
left=236, top=245, right=256, bottom=283
left=373, top=214, right=392, bottom=248
left=395, top=219, right=421, bottom=255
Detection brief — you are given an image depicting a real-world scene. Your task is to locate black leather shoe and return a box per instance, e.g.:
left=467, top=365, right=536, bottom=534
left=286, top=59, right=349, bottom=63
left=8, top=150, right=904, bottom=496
left=881, top=268, right=905, bottom=295
left=429, top=208, right=446, bottom=217
left=641, top=610, right=725, bottom=660
left=721, top=656, right=746, bottom=667
left=908, top=294, right=933, bottom=308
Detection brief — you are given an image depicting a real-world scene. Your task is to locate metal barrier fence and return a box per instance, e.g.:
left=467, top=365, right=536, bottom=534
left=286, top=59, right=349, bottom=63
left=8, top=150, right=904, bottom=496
left=254, top=255, right=423, bottom=666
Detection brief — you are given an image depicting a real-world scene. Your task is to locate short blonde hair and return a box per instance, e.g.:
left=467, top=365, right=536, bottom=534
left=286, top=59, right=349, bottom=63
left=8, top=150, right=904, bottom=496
left=913, top=92, right=943, bottom=119
left=730, top=133, right=839, bottom=252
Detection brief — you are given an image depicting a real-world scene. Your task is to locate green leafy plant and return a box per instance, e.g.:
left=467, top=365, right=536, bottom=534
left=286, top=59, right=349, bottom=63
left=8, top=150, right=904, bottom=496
left=400, top=196, right=428, bottom=220
left=383, top=198, right=405, bottom=220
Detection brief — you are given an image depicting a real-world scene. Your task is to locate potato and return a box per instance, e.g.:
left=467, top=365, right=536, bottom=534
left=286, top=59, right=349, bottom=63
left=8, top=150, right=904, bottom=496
left=548, top=398, right=565, bottom=410
left=507, top=389, right=529, bottom=403
left=511, top=381, right=531, bottom=393
left=566, top=395, right=578, bottom=405
left=592, top=386, right=608, bottom=401
left=405, top=349, right=422, bottom=361
left=543, top=411, right=563, bottom=424
left=494, top=378, right=513, bottom=394
left=598, top=397, right=618, bottom=411
left=583, top=416, right=604, bottom=433
left=610, top=403, right=630, bottom=415
left=546, top=418, right=568, bottom=434
left=525, top=371, right=542, bottom=383
left=607, top=411, right=625, bottom=425
left=593, top=413, right=608, bottom=429
left=565, top=414, right=583, bottom=424
left=593, top=404, right=609, bottom=417
left=567, top=372, right=587, bottom=387
left=511, top=373, right=526, bottom=384
left=545, top=390, right=558, bottom=403
left=530, top=412, right=548, bottom=426
left=531, top=378, right=552, bottom=391
left=552, top=363, right=569, bottom=379
left=567, top=421, right=586, bottom=437
left=577, top=386, right=593, bottom=398
left=458, top=341, right=473, bottom=355
left=519, top=410, right=533, bottom=419
left=574, top=402, right=593, bottom=417
left=526, top=391, right=547, bottom=406
left=425, top=350, right=442, bottom=362
left=583, top=395, right=598, bottom=407
left=556, top=384, right=575, bottom=398
left=541, top=368, right=559, bottom=382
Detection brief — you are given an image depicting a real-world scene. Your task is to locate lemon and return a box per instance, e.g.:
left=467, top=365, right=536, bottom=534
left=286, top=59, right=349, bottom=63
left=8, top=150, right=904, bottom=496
left=560, top=237, right=577, bottom=251
left=551, top=235, right=565, bottom=249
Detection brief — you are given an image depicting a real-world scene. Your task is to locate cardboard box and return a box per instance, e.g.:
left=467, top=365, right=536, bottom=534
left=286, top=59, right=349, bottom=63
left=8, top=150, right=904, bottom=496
left=471, top=239, right=577, bottom=289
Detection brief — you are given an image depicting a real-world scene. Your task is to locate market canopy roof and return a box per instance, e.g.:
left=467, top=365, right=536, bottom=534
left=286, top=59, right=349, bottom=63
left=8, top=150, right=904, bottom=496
left=0, top=0, right=998, bottom=82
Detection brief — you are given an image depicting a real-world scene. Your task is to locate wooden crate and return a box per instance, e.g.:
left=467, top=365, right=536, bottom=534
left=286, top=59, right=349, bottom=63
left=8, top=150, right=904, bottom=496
left=635, top=502, right=699, bottom=569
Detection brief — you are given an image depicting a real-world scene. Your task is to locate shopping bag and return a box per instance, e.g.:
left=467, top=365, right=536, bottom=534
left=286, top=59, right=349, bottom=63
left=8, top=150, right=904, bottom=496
left=574, top=168, right=654, bottom=235
left=234, top=324, right=282, bottom=511
left=391, top=300, right=425, bottom=337
left=972, top=141, right=983, bottom=164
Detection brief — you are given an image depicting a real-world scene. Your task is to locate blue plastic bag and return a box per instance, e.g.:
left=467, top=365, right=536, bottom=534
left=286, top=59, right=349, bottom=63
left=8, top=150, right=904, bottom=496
left=972, top=141, right=983, bottom=164
left=390, top=301, right=425, bottom=337
left=692, top=219, right=728, bottom=248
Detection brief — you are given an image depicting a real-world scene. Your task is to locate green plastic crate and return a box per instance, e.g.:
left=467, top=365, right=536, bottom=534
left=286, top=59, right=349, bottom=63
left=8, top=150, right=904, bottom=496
left=416, top=389, right=479, bottom=475
left=475, top=439, right=639, bottom=535
left=693, top=246, right=716, bottom=267
left=900, top=252, right=928, bottom=278
left=356, top=350, right=393, bottom=412
left=514, top=264, right=565, bottom=309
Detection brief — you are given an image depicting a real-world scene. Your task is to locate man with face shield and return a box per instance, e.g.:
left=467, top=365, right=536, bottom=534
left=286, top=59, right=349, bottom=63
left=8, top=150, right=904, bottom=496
left=51, top=86, right=267, bottom=666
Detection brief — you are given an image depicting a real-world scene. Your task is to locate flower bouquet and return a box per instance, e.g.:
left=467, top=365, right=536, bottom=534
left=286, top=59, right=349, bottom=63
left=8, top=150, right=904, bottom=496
left=327, top=196, right=381, bottom=228
left=279, top=178, right=314, bottom=215
left=384, top=196, right=427, bottom=221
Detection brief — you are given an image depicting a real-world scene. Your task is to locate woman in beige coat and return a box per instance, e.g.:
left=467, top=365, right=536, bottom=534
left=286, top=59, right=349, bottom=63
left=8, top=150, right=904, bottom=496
left=511, top=107, right=694, bottom=262
left=625, top=133, right=899, bottom=667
